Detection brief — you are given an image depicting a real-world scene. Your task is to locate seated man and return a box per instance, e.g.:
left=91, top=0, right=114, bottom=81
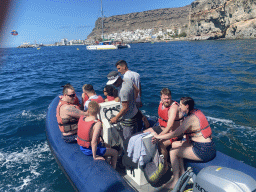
left=77, top=101, right=118, bottom=169
left=145, top=88, right=184, bottom=147
left=56, top=84, right=87, bottom=143
left=81, top=84, right=89, bottom=107
left=83, top=84, right=104, bottom=111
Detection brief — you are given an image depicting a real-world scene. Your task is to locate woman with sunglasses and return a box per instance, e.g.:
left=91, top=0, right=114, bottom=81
left=103, top=85, right=120, bottom=102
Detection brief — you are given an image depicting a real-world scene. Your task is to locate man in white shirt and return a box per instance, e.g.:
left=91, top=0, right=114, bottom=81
left=106, top=71, right=140, bottom=139
left=115, top=60, right=142, bottom=108
left=83, top=84, right=104, bottom=111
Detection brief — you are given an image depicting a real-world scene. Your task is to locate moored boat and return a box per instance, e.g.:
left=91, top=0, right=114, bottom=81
left=86, top=41, right=131, bottom=50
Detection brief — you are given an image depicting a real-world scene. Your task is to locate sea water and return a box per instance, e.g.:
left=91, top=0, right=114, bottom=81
left=0, top=40, right=255, bottom=191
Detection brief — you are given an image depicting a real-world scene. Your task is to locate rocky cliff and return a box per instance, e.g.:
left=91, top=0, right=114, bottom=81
left=87, top=5, right=191, bottom=40
left=189, top=0, right=256, bottom=39
left=87, top=0, right=256, bottom=40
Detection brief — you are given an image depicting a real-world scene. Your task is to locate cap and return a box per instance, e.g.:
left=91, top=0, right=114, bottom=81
left=107, top=71, right=120, bottom=85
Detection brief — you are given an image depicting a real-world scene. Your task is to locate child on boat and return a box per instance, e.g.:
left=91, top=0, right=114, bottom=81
left=77, top=101, right=118, bottom=169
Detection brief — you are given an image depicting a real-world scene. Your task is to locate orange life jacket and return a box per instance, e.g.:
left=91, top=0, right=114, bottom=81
left=158, top=101, right=178, bottom=127
left=77, top=117, right=101, bottom=148
left=185, top=109, right=212, bottom=139
left=74, top=96, right=81, bottom=107
left=82, top=93, right=89, bottom=106
left=56, top=100, right=80, bottom=133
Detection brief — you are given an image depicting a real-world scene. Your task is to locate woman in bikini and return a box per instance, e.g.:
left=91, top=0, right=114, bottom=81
left=152, top=97, right=216, bottom=190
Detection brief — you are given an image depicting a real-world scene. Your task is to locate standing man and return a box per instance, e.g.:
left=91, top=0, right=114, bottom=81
left=115, top=60, right=142, bottom=108
left=83, top=84, right=104, bottom=111
left=116, top=60, right=149, bottom=130
left=56, top=84, right=87, bottom=143
left=106, top=71, right=139, bottom=140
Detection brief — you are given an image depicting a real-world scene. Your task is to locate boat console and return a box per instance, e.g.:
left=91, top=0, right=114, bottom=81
left=99, top=101, right=157, bottom=186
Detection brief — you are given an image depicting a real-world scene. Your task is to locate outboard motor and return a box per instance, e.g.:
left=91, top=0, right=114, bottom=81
left=194, top=166, right=256, bottom=192
left=173, top=166, right=256, bottom=192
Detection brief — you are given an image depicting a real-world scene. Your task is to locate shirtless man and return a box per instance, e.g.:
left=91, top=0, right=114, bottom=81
left=145, top=88, right=184, bottom=147
left=56, top=84, right=87, bottom=143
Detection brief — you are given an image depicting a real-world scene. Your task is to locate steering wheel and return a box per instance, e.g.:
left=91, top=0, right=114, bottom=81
left=103, top=106, right=120, bottom=122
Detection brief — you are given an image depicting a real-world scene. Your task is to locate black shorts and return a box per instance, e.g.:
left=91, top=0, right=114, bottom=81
left=192, top=141, right=216, bottom=162
left=152, top=126, right=163, bottom=134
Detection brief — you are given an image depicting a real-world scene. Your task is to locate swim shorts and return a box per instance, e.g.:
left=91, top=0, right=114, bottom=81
left=62, top=134, right=77, bottom=143
left=152, top=126, right=162, bottom=134
left=80, top=142, right=106, bottom=156
left=192, top=141, right=216, bottom=162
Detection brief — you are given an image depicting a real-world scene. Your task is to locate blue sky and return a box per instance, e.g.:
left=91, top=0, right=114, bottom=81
left=2, top=0, right=194, bottom=48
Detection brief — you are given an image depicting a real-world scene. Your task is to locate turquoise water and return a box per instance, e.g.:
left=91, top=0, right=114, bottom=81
left=0, top=40, right=255, bottom=191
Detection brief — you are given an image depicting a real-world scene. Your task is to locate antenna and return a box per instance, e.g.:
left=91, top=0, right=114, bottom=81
left=101, top=0, right=104, bottom=40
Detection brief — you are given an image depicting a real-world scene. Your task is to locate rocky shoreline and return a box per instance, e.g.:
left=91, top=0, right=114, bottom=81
left=87, top=0, right=256, bottom=41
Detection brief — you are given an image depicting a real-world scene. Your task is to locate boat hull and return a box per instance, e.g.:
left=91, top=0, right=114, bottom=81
left=46, top=95, right=135, bottom=192
left=86, top=45, right=117, bottom=50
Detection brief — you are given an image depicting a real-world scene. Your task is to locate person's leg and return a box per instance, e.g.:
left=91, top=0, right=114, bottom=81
left=104, top=148, right=118, bottom=169
left=143, top=127, right=154, bottom=133
left=163, top=139, right=172, bottom=148
left=164, top=141, right=201, bottom=189
left=143, top=126, right=162, bottom=134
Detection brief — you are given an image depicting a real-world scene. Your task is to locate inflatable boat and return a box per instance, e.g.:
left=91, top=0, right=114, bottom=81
left=46, top=94, right=256, bottom=192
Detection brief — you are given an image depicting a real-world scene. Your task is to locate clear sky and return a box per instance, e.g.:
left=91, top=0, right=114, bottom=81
left=1, top=0, right=195, bottom=48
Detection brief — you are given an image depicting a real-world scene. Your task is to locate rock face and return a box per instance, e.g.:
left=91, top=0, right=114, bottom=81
left=189, top=0, right=256, bottom=39
left=87, top=0, right=256, bottom=40
left=87, top=6, right=191, bottom=40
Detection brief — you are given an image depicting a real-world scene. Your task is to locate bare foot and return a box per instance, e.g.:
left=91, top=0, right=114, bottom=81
left=163, top=177, right=179, bottom=190
left=162, top=177, right=173, bottom=188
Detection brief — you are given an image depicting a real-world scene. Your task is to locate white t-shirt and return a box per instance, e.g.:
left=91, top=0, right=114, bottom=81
left=84, top=95, right=99, bottom=111
left=118, top=79, right=138, bottom=119
left=123, top=70, right=141, bottom=103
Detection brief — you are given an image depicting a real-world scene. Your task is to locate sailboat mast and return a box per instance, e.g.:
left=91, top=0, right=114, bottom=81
left=101, top=0, right=104, bottom=40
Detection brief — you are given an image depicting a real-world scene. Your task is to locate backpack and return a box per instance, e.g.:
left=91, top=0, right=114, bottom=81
left=143, top=143, right=168, bottom=186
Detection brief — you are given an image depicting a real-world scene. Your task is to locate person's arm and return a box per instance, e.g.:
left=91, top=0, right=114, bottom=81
left=91, top=122, right=105, bottom=160
left=65, top=105, right=87, bottom=118
left=110, top=101, right=129, bottom=124
left=159, top=104, right=178, bottom=135
left=153, top=115, right=194, bottom=140
left=115, top=97, right=120, bottom=102
left=139, top=82, right=142, bottom=98
left=133, top=83, right=139, bottom=99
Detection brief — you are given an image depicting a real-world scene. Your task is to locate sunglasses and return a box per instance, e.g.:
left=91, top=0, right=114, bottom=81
left=67, top=93, right=76, bottom=98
